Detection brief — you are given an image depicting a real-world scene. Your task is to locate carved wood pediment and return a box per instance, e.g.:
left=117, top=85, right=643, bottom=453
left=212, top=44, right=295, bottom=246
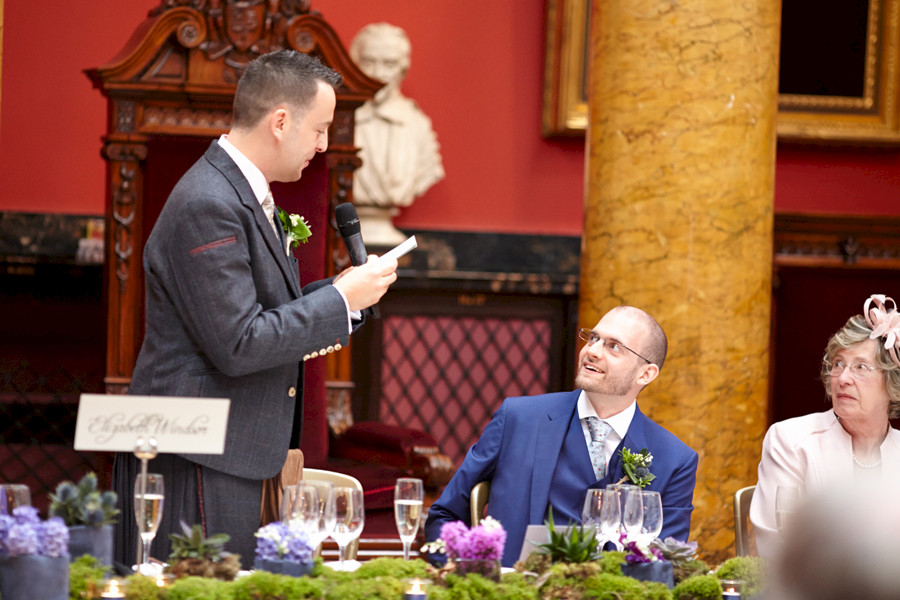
left=87, top=1, right=380, bottom=123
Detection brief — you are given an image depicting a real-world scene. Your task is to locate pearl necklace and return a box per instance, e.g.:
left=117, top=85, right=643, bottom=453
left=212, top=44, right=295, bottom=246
left=853, top=455, right=882, bottom=469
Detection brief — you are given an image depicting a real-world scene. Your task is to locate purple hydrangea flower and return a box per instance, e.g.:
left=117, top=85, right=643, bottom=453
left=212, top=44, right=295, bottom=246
left=0, top=513, right=13, bottom=558
left=439, top=517, right=506, bottom=560
left=255, top=521, right=313, bottom=564
left=12, top=505, right=40, bottom=526
left=440, top=521, right=471, bottom=559
left=284, top=528, right=313, bottom=563
left=40, top=517, right=70, bottom=558
left=7, top=521, right=39, bottom=557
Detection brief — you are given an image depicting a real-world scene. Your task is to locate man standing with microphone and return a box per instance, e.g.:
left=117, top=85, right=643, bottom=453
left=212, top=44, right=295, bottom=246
left=112, top=50, right=398, bottom=568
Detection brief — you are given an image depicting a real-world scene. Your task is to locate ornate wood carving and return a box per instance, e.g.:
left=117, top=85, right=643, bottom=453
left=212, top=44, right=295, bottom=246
left=774, top=213, right=900, bottom=268
left=87, top=1, right=380, bottom=392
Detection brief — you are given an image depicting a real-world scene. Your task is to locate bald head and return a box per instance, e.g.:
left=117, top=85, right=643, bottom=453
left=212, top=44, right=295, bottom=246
left=608, top=306, right=668, bottom=370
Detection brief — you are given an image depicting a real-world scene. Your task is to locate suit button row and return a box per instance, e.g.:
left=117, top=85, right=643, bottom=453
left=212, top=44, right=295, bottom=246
left=302, top=343, right=342, bottom=362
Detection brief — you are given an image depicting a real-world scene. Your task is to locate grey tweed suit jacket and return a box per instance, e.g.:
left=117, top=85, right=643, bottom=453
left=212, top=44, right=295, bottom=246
left=129, top=141, right=349, bottom=480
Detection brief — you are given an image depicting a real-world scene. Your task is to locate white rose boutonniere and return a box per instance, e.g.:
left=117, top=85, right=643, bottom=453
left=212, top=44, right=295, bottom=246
left=276, top=207, right=312, bottom=249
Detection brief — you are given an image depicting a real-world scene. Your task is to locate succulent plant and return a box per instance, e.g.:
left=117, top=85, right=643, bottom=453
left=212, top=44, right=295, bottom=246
left=650, top=536, right=698, bottom=564
left=532, top=510, right=602, bottom=564
left=166, top=520, right=241, bottom=581
left=48, top=472, right=119, bottom=528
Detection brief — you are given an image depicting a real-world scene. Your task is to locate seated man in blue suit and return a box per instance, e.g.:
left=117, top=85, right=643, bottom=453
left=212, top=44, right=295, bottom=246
left=425, top=305, right=698, bottom=567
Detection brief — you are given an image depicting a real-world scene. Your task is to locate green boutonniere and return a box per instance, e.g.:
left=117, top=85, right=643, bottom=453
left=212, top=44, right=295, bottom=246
left=618, top=447, right=656, bottom=488
left=276, top=207, right=312, bottom=248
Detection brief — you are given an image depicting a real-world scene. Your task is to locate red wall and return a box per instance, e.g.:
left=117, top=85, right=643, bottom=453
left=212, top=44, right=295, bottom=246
left=1, top=0, right=899, bottom=234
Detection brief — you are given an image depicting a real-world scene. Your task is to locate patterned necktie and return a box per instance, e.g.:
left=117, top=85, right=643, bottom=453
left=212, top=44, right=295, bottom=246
left=584, top=416, right=613, bottom=480
left=261, top=190, right=279, bottom=237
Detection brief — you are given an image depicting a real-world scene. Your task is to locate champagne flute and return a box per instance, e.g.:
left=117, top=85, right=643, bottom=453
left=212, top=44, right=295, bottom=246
left=620, top=486, right=644, bottom=543
left=331, top=487, right=364, bottom=569
left=394, top=478, right=424, bottom=560
left=775, top=485, right=801, bottom=539
left=134, top=473, right=164, bottom=574
left=639, top=490, right=663, bottom=545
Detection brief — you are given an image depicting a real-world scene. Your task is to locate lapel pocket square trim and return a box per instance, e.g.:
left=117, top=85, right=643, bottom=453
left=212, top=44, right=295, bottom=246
left=189, top=236, right=237, bottom=256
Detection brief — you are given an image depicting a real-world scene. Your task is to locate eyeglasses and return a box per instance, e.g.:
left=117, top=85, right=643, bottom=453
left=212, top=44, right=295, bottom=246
left=824, top=360, right=881, bottom=379
left=578, top=328, right=651, bottom=364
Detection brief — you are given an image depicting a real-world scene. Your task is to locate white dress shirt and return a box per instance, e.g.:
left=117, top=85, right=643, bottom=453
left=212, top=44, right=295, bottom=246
left=217, top=135, right=355, bottom=332
left=577, top=391, right=637, bottom=467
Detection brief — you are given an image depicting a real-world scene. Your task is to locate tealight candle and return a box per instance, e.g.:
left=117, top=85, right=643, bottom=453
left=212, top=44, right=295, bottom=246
left=404, top=579, right=427, bottom=600
left=100, top=579, right=126, bottom=599
left=154, top=573, right=175, bottom=588
left=720, top=578, right=743, bottom=600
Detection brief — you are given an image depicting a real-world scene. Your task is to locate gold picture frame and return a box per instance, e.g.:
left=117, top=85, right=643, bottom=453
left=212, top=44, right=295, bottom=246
left=543, top=0, right=900, bottom=143
left=542, top=0, right=589, bottom=136
left=777, top=0, right=900, bottom=143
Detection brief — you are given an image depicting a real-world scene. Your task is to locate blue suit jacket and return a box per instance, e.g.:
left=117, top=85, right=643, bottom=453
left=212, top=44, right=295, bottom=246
left=425, top=390, right=699, bottom=567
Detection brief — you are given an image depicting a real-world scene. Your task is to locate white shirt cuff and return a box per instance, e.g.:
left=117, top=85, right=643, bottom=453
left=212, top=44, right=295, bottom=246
left=333, top=285, right=361, bottom=334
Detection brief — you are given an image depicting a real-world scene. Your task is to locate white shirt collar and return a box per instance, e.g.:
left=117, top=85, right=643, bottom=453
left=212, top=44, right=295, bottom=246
left=217, top=134, right=269, bottom=206
left=576, top=390, right=637, bottom=440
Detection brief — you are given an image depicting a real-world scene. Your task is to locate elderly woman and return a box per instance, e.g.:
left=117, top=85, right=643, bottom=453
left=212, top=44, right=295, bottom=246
left=750, top=294, right=900, bottom=557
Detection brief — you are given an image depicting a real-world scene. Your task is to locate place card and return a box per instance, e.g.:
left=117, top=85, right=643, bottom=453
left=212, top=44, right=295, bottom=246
left=74, top=394, right=230, bottom=454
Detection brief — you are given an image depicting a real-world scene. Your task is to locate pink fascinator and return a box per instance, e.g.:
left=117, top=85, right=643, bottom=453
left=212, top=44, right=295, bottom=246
left=863, top=294, right=900, bottom=368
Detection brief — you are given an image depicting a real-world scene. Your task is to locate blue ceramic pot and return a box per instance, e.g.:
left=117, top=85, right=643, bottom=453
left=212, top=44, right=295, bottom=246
left=254, top=557, right=314, bottom=577
left=0, top=555, right=70, bottom=600
left=621, top=560, right=674, bottom=588
left=68, top=524, right=113, bottom=566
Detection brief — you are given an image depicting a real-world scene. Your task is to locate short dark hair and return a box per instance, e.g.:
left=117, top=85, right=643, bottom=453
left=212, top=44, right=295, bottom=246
left=232, top=50, right=342, bottom=129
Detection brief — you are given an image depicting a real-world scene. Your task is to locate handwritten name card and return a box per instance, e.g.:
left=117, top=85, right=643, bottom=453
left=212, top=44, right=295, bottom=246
left=74, top=394, right=230, bottom=454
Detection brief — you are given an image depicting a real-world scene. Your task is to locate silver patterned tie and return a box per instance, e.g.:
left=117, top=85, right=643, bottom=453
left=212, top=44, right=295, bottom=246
left=584, top=416, right=613, bottom=480
left=261, top=190, right=279, bottom=237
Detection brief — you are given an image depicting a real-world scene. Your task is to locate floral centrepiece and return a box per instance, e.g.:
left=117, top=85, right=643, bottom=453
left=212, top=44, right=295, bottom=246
left=422, top=516, right=506, bottom=561
left=48, top=472, right=118, bottom=528
left=422, top=517, right=506, bottom=581
left=618, top=447, right=656, bottom=488
left=0, top=506, right=69, bottom=558
left=254, top=520, right=314, bottom=577
left=0, top=506, right=71, bottom=600
left=48, top=472, right=117, bottom=565
left=277, top=208, right=312, bottom=248
left=620, top=533, right=663, bottom=564
left=619, top=533, right=674, bottom=588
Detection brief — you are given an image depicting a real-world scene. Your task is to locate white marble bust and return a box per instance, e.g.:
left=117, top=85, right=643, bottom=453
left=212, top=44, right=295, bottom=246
left=350, top=23, right=445, bottom=245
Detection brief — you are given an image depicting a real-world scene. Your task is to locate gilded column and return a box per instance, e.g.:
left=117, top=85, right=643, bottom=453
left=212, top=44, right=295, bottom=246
left=580, top=0, right=781, bottom=561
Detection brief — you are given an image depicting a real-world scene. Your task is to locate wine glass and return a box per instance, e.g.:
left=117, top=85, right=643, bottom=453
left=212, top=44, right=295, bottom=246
left=286, top=483, right=320, bottom=534
left=606, top=483, right=637, bottom=548
left=639, top=490, right=663, bottom=545
left=598, top=488, right=622, bottom=551
left=133, top=473, right=164, bottom=574
left=620, top=486, right=644, bottom=543
left=303, top=481, right=336, bottom=554
left=0, top=484, right=31, bottom=515
left=394, top=478, right=424, bottom=560
left=775, top=486, right=801, bottom=539
left=583, top=488, right=617, bottom=551
left=331, top=487, right=364, bottom=569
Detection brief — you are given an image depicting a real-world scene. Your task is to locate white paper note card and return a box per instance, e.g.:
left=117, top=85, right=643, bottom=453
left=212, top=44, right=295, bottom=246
left=74, top=394, right=230, bottom=454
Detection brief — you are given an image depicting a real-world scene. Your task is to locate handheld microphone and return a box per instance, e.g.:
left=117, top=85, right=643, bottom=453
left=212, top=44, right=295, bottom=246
left=334, top=202, right=367, bottom=266
left=334, top=202, right=379, bottom=319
